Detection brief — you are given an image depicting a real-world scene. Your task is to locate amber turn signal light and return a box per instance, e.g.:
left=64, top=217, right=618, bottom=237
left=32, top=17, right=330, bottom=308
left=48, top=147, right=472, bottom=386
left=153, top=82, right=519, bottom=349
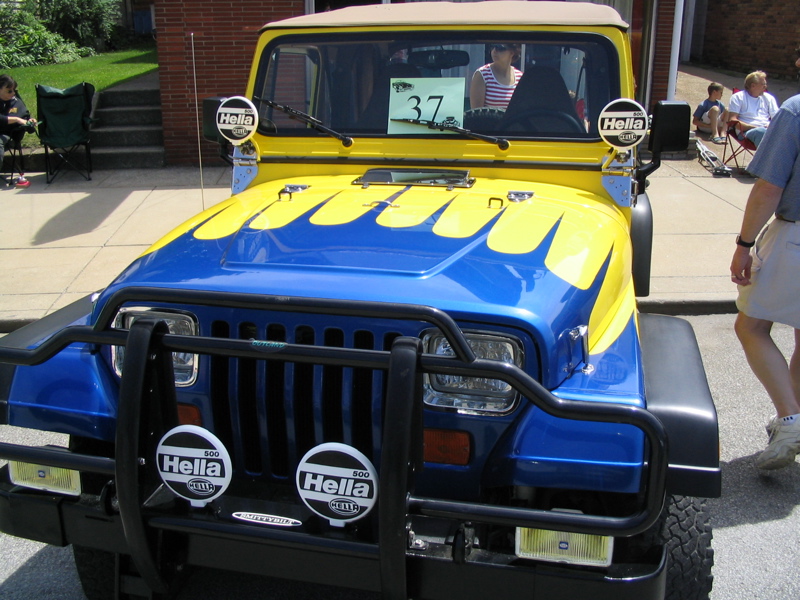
left=178, top=403, right=203, bottom=426
left=424, top=429, right=471, bottom=466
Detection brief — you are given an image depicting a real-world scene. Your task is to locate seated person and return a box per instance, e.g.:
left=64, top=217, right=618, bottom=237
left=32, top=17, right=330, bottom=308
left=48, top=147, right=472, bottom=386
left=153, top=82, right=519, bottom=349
left=727, top=71, right=779, bottom=148
left=469, top=43, right=521, bottom=110
left=692, top=82, right=727, bottom=143
left=0, top=74, right=36, bottom=187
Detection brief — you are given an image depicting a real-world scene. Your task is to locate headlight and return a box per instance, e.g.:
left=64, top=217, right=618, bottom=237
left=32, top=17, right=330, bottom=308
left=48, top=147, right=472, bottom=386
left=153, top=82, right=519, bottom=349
left=111, top=308, right=199, bottom=386
left=422, top=330, right=523, bottom=415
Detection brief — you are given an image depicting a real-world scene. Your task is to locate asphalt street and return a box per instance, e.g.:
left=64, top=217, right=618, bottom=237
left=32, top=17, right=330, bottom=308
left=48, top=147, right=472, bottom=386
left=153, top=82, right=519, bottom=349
left=1, top=313, right=799, bottom=599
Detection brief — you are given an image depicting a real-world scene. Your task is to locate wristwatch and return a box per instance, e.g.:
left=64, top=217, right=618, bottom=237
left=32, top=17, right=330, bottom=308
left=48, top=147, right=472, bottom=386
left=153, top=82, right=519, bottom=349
left=736, top=235, right=755, bottom=248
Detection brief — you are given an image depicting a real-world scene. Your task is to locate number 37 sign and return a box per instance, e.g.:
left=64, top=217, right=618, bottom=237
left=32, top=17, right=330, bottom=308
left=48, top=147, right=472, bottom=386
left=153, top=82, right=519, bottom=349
left=387, top=77, right=465, bottom=134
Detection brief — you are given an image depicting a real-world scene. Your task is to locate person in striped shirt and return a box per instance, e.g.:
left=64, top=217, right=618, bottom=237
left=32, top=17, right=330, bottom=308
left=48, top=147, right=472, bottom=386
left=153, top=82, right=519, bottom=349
left=469, top=43, right=522, bottom=110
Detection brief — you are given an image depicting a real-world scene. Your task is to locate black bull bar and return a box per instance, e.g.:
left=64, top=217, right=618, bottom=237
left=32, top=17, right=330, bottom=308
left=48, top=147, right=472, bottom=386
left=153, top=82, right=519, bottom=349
left=0, top=289, right=669, bottom=599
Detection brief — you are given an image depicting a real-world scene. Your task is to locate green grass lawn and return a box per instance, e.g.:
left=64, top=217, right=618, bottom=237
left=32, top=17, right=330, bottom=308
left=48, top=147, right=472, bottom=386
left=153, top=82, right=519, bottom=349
left=10, top=44, right=158, bottom=147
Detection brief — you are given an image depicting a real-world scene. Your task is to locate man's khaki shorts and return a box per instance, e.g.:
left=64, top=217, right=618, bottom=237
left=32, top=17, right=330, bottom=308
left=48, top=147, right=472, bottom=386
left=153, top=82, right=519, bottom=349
left=737, top=218, right=800, bottom=329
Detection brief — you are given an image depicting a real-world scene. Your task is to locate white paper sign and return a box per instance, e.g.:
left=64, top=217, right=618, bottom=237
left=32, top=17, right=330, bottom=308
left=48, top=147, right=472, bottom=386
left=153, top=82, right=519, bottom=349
left=387, top=77, right=465, bottom=134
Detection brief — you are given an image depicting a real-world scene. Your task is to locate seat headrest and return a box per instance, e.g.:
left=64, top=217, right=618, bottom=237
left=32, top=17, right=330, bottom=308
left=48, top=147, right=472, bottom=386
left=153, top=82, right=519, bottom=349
left=504, top=66, right=576, bottom=120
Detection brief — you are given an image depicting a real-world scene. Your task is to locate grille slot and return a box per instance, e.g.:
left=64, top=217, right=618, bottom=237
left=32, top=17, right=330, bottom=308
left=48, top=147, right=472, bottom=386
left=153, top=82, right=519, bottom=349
left=209, top=320, right=399, bottom=480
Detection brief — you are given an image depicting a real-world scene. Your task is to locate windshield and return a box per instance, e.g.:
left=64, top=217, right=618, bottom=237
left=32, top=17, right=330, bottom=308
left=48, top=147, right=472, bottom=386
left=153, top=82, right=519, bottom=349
left=253, top=31, right=619, bottom=141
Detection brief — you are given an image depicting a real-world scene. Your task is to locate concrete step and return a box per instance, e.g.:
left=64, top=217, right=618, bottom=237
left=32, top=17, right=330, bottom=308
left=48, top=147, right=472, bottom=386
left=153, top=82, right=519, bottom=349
left=96, top=87, right=160, bottom=108
left=94, top=105, right=163, bottom=127
left=91, top=125, right=164, bottom=148
left=92, top=146, right=166, bottom=169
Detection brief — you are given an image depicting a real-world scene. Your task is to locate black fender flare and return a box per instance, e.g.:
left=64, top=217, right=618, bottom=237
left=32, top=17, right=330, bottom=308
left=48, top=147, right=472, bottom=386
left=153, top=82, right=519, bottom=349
left=639, top=313, right=721, bottom=498
left=631, top=192, right=653, bottom=297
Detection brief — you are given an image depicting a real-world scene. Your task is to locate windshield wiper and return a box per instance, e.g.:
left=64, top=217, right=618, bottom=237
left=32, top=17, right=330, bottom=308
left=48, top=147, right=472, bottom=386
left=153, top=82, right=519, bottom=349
left=257, top=97, right=353, bottom=147
left=391, top=118, right=509, bottom=150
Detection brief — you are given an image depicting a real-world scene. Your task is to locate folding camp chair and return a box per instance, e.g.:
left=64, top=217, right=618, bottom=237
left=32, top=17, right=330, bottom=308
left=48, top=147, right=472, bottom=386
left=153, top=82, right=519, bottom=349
left=35, top=82, right=95, bottom=183
left=1, top=127, right=29, bottom=187
left=722, top=117, right=756, bottom=173
left=722, top=88, right=758, bottom=173
left=1, top=91, right=35, bottom=187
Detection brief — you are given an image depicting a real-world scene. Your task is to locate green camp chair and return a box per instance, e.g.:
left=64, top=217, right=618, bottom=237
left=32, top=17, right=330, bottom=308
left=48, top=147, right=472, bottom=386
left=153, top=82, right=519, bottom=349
left=35, top=82, right=95, bottom=183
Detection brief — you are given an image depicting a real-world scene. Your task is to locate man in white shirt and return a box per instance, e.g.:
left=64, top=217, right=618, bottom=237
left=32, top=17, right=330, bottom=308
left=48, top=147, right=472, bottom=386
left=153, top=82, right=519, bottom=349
left=727, top=71, right=780, bottom=147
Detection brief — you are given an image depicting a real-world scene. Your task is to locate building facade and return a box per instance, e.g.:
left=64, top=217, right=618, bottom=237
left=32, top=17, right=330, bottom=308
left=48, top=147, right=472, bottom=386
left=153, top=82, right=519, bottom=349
left=697, top=0, right=798, bottom=83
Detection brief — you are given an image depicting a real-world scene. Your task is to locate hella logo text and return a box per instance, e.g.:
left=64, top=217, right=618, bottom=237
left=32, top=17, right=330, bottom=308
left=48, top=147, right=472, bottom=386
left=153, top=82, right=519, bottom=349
left=329, top=498, right=360, bottom=516
left=601, top=117, right=646, bottom=131
left=160, top=455, right=224, bottom=478
left=217, top=113, right=255, bottom=126
left=300, top=472, right=374, bottom=498
left=187, top=478, right=215, bottom=496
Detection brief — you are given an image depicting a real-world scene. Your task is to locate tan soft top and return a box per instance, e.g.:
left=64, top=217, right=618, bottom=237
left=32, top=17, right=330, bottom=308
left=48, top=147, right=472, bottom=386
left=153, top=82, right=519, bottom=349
left=262, top=1, right=628, bottom=32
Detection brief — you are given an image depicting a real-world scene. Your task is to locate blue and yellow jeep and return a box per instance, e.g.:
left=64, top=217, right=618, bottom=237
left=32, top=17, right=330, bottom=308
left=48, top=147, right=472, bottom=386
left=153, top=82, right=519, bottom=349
left=0, top=2, right=719, bottom=599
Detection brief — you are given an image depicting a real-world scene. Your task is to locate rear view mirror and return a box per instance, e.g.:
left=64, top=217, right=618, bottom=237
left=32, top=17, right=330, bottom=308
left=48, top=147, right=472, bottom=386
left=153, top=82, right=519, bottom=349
left=408, top=50, right=471, bottom=70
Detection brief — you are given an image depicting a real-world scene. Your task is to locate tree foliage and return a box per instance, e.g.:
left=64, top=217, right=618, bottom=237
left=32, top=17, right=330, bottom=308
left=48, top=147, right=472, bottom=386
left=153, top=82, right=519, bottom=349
left=0, top=2, right=94, bottom=69
left=39, top=0, right=121, bottom=49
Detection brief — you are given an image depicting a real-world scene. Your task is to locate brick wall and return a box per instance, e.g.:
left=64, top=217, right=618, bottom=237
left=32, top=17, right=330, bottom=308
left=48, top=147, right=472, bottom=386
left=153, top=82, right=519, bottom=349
left=154, top=0, right=302, bottom=165
left=703, top=0, right=799, bottom=83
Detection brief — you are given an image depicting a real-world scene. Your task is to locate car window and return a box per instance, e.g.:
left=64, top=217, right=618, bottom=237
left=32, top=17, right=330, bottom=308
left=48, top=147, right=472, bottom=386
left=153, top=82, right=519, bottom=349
left=253, top=32, right=619, bottom=140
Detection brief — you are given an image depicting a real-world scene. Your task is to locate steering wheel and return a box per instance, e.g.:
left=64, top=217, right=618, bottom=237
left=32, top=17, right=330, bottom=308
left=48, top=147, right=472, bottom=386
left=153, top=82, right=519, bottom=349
left=500, top=108, right=586, bottom=134
left=463, top=107, right=506, bottom=130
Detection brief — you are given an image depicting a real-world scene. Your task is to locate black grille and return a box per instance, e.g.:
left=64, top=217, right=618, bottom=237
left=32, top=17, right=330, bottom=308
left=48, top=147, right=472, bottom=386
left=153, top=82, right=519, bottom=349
left=209, top=319, right=402, bottom=480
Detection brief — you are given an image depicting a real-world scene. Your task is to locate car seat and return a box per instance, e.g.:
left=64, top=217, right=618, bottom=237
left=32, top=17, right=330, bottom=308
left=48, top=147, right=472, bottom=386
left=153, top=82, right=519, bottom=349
left=354, top=63, right=421, bottom=132
left=501, top=66, right=584, bottom=134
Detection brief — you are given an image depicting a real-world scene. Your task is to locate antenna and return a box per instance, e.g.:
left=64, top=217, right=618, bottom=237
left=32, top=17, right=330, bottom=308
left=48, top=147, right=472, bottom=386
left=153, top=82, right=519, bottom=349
left=190, top=32, right=206, bottom=210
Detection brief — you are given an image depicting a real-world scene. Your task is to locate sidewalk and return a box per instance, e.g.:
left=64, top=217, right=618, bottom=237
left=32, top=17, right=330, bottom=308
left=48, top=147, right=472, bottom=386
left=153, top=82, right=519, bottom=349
left=644, top=64, right=797, bottom=314
left=0, top=167, right=232, bottom=330
left=1, top=66, right=797, bottom=330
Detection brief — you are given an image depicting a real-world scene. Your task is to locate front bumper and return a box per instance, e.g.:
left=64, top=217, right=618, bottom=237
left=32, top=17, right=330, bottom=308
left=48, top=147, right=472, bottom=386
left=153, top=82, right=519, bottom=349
left=0, top=470, right=667, bottom=599
left=0, top=291, right=670, bottom=599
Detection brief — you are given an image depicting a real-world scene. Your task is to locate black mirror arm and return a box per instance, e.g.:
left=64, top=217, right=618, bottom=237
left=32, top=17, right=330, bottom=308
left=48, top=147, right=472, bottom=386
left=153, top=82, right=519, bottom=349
left=636, top=152, right=661, bottom=195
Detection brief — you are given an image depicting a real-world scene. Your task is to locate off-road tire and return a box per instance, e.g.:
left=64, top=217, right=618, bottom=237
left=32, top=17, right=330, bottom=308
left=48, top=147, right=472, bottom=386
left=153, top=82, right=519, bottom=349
left=647, top=495, right=714, bottom=600
left=73, top=545, right=116, bottom=600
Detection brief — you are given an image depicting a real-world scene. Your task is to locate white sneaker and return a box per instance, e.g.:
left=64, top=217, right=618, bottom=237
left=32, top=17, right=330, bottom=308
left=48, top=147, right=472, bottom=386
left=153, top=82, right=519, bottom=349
left=766, top=415, right=780, bottom=438
left=756, top=419, right=800, bottom=470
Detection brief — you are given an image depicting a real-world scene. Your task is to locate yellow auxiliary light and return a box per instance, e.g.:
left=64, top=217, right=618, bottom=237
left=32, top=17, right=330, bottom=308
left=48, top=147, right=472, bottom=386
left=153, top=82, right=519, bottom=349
left=9, top=461, right=81, bottom=496
left=515, top=526, right=613, bottom=567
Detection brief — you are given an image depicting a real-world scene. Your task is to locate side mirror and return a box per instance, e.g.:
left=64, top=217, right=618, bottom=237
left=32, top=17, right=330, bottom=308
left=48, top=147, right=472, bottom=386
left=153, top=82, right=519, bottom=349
left=648, top=100, right=690, bottom=154
left=202, top=96, right=228, bottom=143
left=636, top=100, right=690, bottom=192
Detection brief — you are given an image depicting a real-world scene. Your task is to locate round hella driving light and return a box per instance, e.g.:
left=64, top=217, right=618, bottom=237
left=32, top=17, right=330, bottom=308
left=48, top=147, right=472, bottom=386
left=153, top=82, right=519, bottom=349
left=422, top=331, right=522, bottom=415
left=111, top=308, right=199, bottom=386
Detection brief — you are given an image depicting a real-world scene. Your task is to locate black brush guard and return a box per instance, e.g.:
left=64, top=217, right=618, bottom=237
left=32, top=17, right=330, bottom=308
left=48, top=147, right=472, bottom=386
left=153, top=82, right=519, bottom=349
left=0, top=288, right=669, bottom=599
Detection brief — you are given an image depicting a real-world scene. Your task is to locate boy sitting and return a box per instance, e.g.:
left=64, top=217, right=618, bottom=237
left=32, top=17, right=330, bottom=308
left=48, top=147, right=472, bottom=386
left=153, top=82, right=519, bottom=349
left=693, top=82, right=727, bottom=144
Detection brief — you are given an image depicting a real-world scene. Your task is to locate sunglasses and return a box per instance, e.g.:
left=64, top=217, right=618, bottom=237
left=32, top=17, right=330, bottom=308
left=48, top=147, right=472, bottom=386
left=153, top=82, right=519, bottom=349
left=491, top=44, right=510, bottom=52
